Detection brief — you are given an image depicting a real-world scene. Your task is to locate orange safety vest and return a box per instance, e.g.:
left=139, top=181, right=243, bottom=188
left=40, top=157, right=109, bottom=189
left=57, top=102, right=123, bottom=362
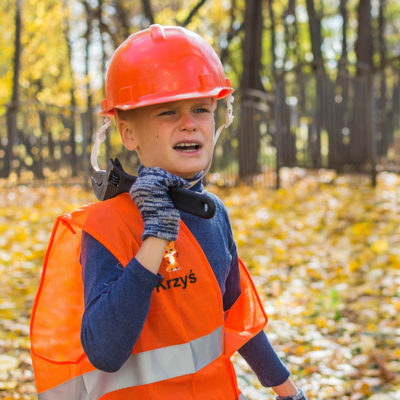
left=30, top=193, right=267, bottom=399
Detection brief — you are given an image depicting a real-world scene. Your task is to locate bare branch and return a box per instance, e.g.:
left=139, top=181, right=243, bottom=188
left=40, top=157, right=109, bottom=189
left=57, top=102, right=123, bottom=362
left=179, top=0, right=207, bottom=27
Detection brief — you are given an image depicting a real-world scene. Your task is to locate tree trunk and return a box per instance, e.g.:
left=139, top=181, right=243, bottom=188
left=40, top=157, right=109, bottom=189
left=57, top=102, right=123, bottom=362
left=305, top=0, right=323, bottom=66
left=83, top=0, right=94, bottom=188
left=238, top=0, right=264, bottom=179
left=141, top=0, right=155, bottom=25
left=386, top=75, right=400, bottom=158
left=349, top=0, right=373, bottom=168
left=114, top=0, right=131, bottom=42
left=305, top=0, right=323, bottom=168
left=267, top=0, right=277, bottom=80
left=63, top=12, right=78, bottom=177
left=377, top=0, right=388, bottom=156
left=97, top=0, right=112, bottom=164
left=220, top=0, right=240, bottom=65
left=355, top=0, right=373, bottom=72
left=35, top=110, right=46, bottom=179
left=335, top=0, right=350, bottom=168
left=3, top=0, right=22, bottom=178
left=280, top=0, right=298, bottom=167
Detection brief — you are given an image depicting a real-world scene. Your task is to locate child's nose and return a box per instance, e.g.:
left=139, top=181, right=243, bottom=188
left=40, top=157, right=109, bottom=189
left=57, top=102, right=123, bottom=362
left=179, top=112, right=197, bottom=131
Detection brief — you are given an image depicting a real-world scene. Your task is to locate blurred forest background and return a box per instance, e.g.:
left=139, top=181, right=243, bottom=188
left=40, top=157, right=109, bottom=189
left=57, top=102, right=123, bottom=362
left=1, top=0, right=400, bottom=187
left=1, top=0, right=400, bottom=399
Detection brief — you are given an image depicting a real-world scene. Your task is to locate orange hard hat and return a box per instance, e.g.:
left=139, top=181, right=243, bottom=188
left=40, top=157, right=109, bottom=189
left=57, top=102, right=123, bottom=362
left=102, top=24, right=234, bottom=116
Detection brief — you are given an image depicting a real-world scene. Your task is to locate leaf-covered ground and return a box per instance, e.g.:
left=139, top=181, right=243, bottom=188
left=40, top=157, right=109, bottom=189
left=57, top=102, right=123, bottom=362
left=0, top=171, right=399, bottom=399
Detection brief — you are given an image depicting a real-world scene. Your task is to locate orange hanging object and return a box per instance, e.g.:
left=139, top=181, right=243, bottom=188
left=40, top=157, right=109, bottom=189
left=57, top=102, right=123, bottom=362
left=163, top=242, right=179, bottom=272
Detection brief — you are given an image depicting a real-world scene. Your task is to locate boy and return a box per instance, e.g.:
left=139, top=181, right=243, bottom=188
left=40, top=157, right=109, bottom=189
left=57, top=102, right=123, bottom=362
left=30, top=25, right=307, bottom=400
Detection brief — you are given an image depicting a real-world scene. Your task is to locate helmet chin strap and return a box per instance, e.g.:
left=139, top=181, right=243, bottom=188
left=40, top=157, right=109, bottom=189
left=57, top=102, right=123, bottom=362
left=91, top=117, right=112, bottom=171
left=90, top=94, right=235, bottom=184
left=184, top=94, right=234, bottom=189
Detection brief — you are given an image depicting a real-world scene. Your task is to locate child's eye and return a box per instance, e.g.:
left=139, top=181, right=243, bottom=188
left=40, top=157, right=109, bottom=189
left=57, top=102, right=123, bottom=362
left=158, top=110, right=175, bottom=116
left=194, top=107, right=210, bottom=113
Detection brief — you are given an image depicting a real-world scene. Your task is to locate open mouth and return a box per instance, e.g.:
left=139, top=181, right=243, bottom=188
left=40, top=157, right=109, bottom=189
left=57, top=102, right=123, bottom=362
left=173, top=142, right=201, bottom=152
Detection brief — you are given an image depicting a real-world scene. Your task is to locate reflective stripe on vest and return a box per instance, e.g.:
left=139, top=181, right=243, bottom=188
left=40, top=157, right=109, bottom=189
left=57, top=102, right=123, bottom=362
left=38, top=326, right=222, bottom=400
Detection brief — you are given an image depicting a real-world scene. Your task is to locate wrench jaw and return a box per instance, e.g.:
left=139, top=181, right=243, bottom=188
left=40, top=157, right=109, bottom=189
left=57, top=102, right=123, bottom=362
left=91, top=159, right=136, bottom=201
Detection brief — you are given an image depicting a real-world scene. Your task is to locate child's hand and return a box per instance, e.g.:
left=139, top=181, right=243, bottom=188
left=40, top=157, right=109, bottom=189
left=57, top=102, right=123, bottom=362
left=276, top=389, right=307, bottom=400
left=129, top=166, right=186, bottom=241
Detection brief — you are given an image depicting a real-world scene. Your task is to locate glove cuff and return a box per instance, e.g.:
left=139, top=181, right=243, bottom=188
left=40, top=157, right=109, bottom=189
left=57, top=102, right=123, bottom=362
left=141, top=220, right=180, bottom=242
left=276, top=389, right=307, bottom=400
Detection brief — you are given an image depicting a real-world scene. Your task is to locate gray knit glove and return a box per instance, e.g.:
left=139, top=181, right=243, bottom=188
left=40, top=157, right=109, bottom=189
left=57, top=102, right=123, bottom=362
left=129, top=166, right=186, bottom=241
left=276, top=389, right=307, bottom=400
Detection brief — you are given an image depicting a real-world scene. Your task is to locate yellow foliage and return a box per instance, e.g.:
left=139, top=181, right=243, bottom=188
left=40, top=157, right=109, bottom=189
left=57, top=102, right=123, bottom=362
left=1, top=171, right=400, bottom=399
left=352, top=221, right=372, bottom=237
left=220, top=171, right=400, bottom=398
left=389, top=253, right=400, bottom=269
left=370, top=239, right=389, bottom=254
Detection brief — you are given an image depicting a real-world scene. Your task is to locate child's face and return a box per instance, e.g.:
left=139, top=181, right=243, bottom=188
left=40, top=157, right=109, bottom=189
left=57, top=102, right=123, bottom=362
left=118, top=97, right=216, bottom=179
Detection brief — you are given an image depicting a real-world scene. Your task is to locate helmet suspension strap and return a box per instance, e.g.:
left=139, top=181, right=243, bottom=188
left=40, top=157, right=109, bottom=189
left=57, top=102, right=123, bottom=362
left=214, top=94, right=234, bottom=145
left=184, top=94, right=234, bottom=189
left=91, top=117, right=112, bottom=171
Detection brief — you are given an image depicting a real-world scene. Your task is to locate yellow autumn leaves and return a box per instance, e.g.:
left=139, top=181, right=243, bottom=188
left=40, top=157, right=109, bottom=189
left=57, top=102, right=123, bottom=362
left=0, top=171, right=399, bottom=399
left=0, top=184, right=94, bottom=397
left=212, top=171, right=400, bottom=399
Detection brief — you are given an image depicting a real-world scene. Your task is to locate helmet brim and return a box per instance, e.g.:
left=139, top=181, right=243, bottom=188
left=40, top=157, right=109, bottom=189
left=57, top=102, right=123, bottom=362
left=102, top=87, right=234, bottom=116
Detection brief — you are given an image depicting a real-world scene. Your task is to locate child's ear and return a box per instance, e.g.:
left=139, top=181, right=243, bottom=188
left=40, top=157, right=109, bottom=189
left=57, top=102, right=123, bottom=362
left=117, top=119, right=137, bottom=151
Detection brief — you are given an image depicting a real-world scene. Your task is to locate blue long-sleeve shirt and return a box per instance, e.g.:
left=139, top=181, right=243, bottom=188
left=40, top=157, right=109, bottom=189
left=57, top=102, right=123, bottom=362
left=80, top=183, right=290, bottom=387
